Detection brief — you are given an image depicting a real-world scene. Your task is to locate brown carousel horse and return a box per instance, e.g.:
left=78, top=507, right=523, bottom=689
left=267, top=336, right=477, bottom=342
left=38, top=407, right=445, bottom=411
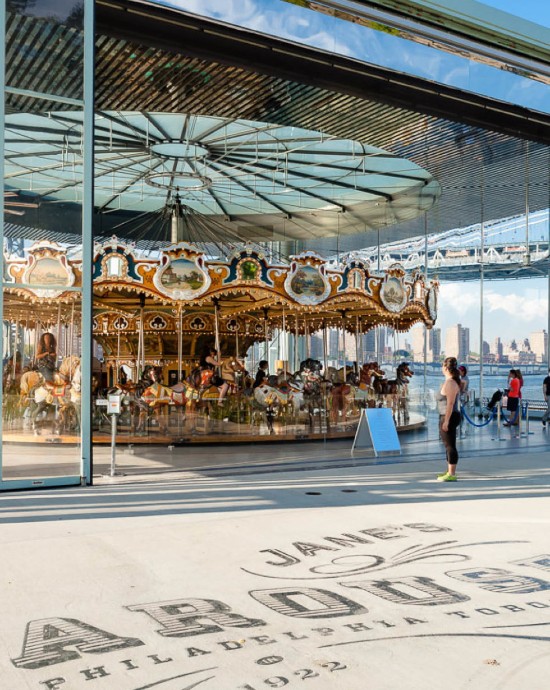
left=183, top=358, right=250, bottom=423
left=139, top=366, right=187, bottom=434
left=371, top=361, right=414, bottom=419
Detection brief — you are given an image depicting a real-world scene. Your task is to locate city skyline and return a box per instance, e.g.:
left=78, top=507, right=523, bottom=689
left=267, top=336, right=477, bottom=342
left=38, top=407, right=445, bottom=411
left=436, top=277, right=549, bottom=346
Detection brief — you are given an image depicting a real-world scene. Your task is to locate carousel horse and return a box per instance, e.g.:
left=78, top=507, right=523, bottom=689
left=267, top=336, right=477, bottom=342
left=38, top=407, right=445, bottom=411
left=253, top=382, right=304, bottom=419
left=357, top=362, right=385, bottom=408
left=95, top=370, right=152, bottom=433
left=372, top=361, right=414, bottom=418
left=251, top=385, right=282, bottom=434
left=28, top=355, right=81, bottom=435
left=56, top=360, right=82, bottom=433
left=327, top=365, right=356, bottom=385
left=221, top=357, right=250, bottom=393
left=294, top=359, right=329, bottom=430
left=139, top=366, right=187, bottom=434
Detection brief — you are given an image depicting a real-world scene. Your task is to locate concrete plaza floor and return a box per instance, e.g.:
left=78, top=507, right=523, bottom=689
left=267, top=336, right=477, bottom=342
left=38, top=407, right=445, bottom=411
left=1, top=437, right=550, bottom=690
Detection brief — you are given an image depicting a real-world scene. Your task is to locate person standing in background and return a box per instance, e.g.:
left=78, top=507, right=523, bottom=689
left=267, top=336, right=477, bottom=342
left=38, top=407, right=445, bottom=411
left=503, top=369, right=521, bottom=426
left=436, top=356, right=461, bottom=482
left=542, top=370, right=550, bottom=429
left=458, top=365, right=469, bottom=404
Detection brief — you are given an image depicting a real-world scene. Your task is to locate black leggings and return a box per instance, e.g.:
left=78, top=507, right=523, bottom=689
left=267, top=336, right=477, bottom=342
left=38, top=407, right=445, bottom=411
left=439, top=411, right=461, bottom=466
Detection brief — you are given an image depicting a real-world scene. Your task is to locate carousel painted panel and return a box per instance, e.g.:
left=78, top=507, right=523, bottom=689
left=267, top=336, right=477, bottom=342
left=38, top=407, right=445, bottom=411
left=284, top=252, right=331, bottom=306
left=20, top=242, right=76, bottom=299
left=379, top=265, right=408, bottom=313
left=427, top=286, right=438, bottom=321
left=153, top=245, right=211, bottom=301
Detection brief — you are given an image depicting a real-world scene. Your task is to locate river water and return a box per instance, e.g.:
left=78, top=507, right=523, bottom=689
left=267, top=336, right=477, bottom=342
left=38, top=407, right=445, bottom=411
left=407, top=372, right=545, bottom=402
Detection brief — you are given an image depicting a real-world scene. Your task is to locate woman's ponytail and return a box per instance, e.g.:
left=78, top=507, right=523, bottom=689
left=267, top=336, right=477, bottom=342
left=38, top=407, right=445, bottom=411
left=443, top=356, right=461, bottom=386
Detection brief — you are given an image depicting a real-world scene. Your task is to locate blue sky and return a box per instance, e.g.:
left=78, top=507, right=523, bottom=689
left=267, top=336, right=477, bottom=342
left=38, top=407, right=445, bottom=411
left=481, top=0, right=550, bottom=27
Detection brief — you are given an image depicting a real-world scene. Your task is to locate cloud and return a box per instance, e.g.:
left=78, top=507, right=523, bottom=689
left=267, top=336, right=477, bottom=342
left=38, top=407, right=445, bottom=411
left=439, top=283, right=548, bottom=324
left=439, top=283, right=480, bottom=317
left=484, top=292, right=548, bottom=322
left=164, top=0, right=352, bottom=56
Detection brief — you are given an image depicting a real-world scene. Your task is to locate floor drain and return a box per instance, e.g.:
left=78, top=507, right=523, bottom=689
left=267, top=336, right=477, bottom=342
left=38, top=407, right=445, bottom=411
left=305, top=491, right=322, bottom=495
left=341, top=489, right=358, bottom=493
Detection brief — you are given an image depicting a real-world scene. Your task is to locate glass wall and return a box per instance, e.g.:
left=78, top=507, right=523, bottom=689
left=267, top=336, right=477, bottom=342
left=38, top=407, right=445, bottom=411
left=154, top=0, right=550, bottom=115
left=1, top=0, right=93, bottom=488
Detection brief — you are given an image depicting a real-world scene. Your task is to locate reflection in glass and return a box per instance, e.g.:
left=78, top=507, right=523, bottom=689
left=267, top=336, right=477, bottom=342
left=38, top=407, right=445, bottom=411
left=161, top=0, right=550, bottom=114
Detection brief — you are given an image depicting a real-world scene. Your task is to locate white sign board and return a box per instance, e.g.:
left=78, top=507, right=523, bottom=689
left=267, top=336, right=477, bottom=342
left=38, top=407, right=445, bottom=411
left=96, top=399, right=108, bottom=407
left=107, top=395, right=121, bottom=415
left=352, top=408, right=401, bottom=456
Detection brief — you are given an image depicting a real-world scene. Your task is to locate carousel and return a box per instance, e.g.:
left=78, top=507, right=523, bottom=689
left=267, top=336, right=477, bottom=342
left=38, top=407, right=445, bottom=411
left=3, top=111, right=441, bottom=444
left=2, top=236, right=437, bottom=444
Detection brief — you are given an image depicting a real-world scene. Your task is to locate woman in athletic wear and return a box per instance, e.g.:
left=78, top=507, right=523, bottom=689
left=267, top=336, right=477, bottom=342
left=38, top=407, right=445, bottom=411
left=436, top=356, right=461, bottom=482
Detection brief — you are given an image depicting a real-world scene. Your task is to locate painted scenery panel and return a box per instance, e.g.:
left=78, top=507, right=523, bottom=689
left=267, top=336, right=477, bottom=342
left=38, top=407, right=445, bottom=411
left=161, top=258, right=205, bottom=291
left=381, top=276, right=407, bottom=312
left=27, top=258, right=69, bottom=286
left=290, top=266, right=325, bottom=297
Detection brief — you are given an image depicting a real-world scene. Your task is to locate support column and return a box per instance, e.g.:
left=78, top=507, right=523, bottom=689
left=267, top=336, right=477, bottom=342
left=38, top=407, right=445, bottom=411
left=479, top=165, right=485, bottom=403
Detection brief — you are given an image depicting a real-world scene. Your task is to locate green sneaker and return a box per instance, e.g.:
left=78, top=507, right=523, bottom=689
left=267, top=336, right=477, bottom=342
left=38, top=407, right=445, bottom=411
left=437, top=472, right=448, bottom=480
left=441, top=474, right=457, bottom=482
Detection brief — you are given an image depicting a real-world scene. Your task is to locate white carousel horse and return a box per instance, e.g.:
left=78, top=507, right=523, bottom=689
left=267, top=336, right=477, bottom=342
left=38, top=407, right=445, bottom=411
left=29, top=356, right=81, bottom=434
left=139, top=368, right=188, bottom=434
left=253, top=383, right=305, bottom=427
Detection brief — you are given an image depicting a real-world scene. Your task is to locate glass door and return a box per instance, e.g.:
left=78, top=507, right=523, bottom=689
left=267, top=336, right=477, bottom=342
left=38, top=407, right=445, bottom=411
left=0, top=0, right=93, bottom=490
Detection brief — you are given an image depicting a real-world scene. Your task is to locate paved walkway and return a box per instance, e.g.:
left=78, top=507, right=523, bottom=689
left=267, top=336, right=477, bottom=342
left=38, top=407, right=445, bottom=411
left=1, top=448, right=550, bottom=689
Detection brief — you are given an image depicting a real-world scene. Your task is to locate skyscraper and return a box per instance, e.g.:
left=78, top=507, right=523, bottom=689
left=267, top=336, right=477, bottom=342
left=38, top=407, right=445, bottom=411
left=493, top=337, right=504, bottom=361
left=530, top=330, right=548, bottom=363
left=411, top=326, right=442, bottom=362
left=445, top=324, right=470, bottom=362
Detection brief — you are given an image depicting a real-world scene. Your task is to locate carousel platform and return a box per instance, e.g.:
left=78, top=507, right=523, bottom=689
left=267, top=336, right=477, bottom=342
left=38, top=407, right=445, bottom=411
left=1, top=412, right=426, bottom=446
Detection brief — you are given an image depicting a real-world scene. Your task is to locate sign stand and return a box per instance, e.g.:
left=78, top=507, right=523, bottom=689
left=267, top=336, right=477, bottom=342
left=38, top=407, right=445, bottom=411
left=105, top=394, right=125, bottom=477
left=352, top=408, right=401, bottom=457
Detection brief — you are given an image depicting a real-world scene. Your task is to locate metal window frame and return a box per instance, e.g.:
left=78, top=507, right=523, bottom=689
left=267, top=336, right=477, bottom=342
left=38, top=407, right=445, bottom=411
left=0, top=0, right=94, bottom=491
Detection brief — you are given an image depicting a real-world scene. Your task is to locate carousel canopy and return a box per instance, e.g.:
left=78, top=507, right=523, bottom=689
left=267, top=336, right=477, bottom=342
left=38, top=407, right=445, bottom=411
left=2, top=238, right=437, bottom=362
left=3, top=111, right=440, bottom=243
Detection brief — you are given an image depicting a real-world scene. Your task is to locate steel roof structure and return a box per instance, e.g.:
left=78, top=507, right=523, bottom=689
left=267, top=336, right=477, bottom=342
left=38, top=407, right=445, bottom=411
left=3, top=0, right=550, bottom=261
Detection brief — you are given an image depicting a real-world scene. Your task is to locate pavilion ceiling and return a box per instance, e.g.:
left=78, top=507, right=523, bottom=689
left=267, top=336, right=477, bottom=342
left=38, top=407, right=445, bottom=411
left=3, top=2, right=550, bottom=257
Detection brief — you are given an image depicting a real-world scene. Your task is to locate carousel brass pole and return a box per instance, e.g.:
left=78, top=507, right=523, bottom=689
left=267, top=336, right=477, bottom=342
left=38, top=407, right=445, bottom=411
left=355, top=315, right=360, bottom=376
left=250, top=323, right=256, bottom=375
left=69, top=302, right=75, bottom=357
left=359, top=316, right=364, bottom=367
left=178, top=306, right=183, bottom=382
left=305, top=317, right=310, bottom=358
left=263, top=307, right=269, bottom=369
left=214, top=298, right=222, bottom=366
left=282, top=307, right=287, bottom=377
left=56, top=302, right=62, bottom=363
left=322, top=322, right=328, bottom=377
left=23, top=320, right=28, bottom=370
left=12, top=319, right=18, bottom=380
left=340, top=310, right=347, bottom=375
left=139, top=294, right=145, bottom=377
left=294, top=314, right=299, bottom=373
left=116, top=328, right=121, bottom=385
left=340, top=323, right=345, bottom=374
left=34, top=322, right=40, bottom=366
left=136, top=317, right=141, bottom=380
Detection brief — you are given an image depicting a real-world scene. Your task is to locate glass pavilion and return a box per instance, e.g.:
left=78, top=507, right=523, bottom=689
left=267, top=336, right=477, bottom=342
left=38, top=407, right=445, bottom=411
left=1, top=0, right=549, bottom=490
